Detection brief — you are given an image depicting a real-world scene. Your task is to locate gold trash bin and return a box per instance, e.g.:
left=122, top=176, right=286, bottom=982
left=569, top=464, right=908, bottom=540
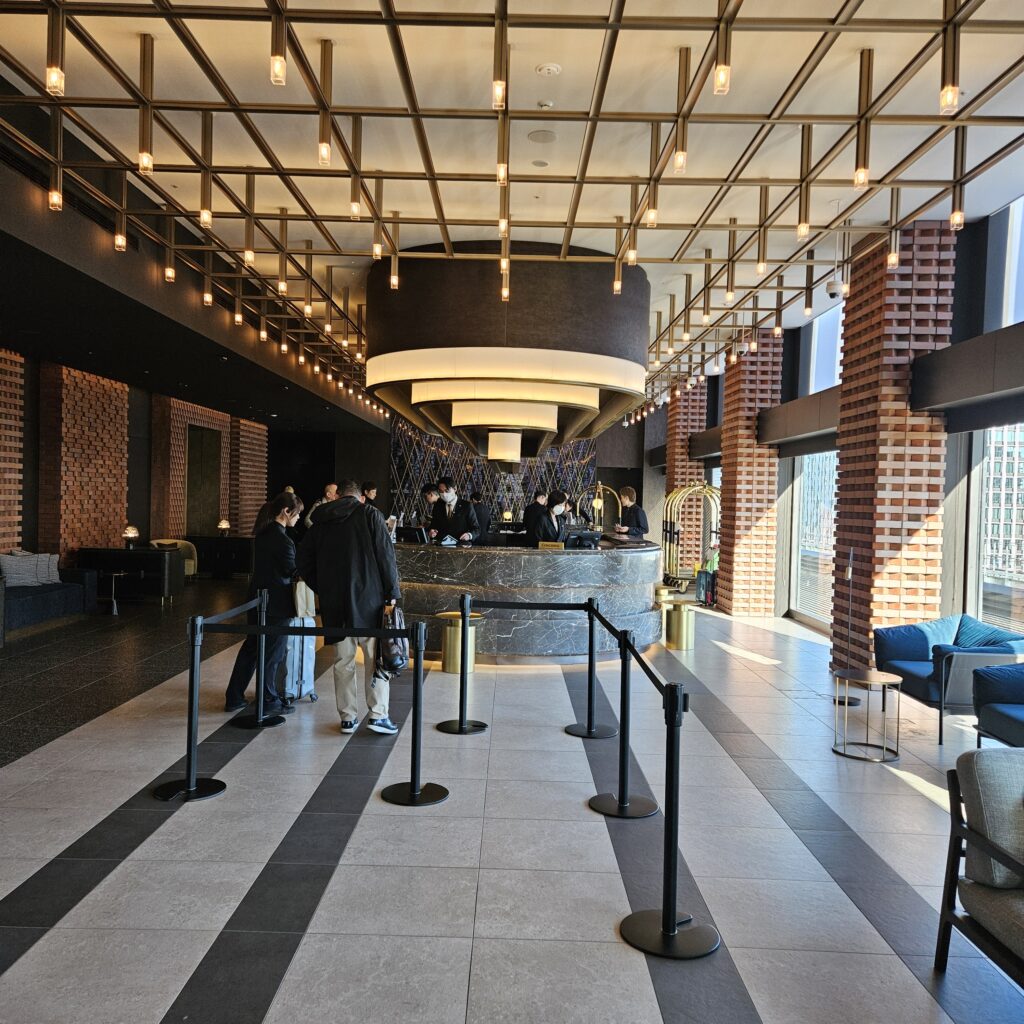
left=665, top=600, right=695, bottom=650
left=438, top=611, right=482, bottom=674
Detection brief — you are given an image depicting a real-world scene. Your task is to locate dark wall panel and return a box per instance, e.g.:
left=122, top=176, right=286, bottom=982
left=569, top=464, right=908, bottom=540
left=19, top=356, right=39, bottom=551
left=268, top=430, right=336, bottom=513
left=337, top=430, right=393, bottom=515
left=127, top=387, right=151, bottom=540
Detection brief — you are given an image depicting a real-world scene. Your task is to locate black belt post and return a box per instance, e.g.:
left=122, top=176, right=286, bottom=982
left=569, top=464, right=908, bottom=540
left=383, top=621, right=450, bottom=807
left=620, top=683, right=721, bottom=959
left=233, top=589, right=287, bottom=730
left=437, top=592, right=487, bottom=735
left=153, top=615, right=227, bottom=802
left=566, top=598, right=617, bottom=740
left=589, top=629, right=658, bottom=819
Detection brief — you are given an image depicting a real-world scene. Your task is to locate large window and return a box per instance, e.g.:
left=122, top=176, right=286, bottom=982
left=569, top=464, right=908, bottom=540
left=808, top=303, right=843, bottom=394
left=1002, top=196, right=1024, bottom=328
left=978, top=422, right=1024, bottom=631
left=791, top=450, right=839, bottom=623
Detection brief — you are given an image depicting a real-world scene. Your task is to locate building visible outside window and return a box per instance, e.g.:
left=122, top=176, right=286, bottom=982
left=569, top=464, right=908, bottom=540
left=808, top=303, right=843, bottom=394
left=791, top=450, right=839, bottom=623
left=978, top=421, right=1024, bottom=631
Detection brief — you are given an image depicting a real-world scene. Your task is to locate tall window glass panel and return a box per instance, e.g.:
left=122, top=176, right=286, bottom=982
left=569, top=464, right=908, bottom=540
left=808, top=303, right=843, bottom=394
left=1002, top=196, right=1024, bottom=328
left=792, top=450, right=839, bottom=622
left=978, top=422, right=1024, bottom=631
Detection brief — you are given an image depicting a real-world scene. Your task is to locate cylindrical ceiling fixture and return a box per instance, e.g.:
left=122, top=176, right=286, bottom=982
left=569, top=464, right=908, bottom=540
left=682, top=272, right=692, bottom=341
left=164, top=207, right=175, bottom=283
left=756, top=185, right=768, bottom=273
left=496, top=112, right=508, bottom=186
left=48, top=106, right=62, bottom=211
left=114, top=171, right=128, bottom=250
left=488, top=432, right=522, bottom=463
left=325, top=265, right=334, bottom=335
left=45, top=5, right=65, bottom=96
left=725, top=217, right=736, bottom=303
left=673, top=47, right=691, bottom=174
left=887, top=188, right=901, bottom=269
left=774, top=274, right=783, bottom=337
left=797, top=124, right=812, bottom=238
left=613, top=257, right=622, bottom=296
left=492, top=4, right=507, bottom=110
left=138, top=35, right=154, bottom=176
left=645, top=124, right=659, bottom=227
left=277, top=208, right=288, bottom=294
left=200, top=111, right=213, bottom=228
left=390, top=210, right=400, bottom=289
left=318, top=40, right=333, bottom=166
left=748, top=298, right=758, bottom=352
left=372, top=177, right=384, bottom=259
left=702, top=248, right=712, bottom=324
left=940, top=0, right=960, bottom=114
left=350, top=115, right=362, bottom=218
left=804, top=250, right=814, bottom=317
left=714, top=17, right=732, bottom=95
left=234, top=287, right=243, bottom=326
left=501, top=269, right=510, bottom=302
left=259, top=315, right=268, bottom=341
left=243, top=173, right=255, bottom=266
left=203, top=250, right=213, bottom=306
left=950, top=125, right=966, bottom=231
left=270, top=8, right=287, bottom=85
left=854, top=49, right=873, bottom=190
left=498, top=183, right=509, bottom=237
left=626, top=182, right=638, bottom=265
left=303, top=240, right=313, bottom=316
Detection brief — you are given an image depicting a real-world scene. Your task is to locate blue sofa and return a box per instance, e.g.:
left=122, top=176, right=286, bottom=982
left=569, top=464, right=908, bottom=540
left=874, top=615, right=1024, bottom=744
left=973, top=663, right=1024, bottom=748
left=0, top=569, right=98, bottom=648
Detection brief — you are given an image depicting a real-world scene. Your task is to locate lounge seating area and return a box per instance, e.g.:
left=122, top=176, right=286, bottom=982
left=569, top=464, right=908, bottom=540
left=974, top=664, right=1024, bottom=748
left=0, top=552, right=97, bottom=648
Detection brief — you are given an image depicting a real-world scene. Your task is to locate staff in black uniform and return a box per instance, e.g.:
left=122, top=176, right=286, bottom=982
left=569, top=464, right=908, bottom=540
left=430, top=476, right=481, bottom=542
left=614, top=485, right=649, bottom=539
left=530, top=489, right=569, bottom=547
left=522, top=489, right=547, bottom=538
left=470, top=492, right=491, bottom=540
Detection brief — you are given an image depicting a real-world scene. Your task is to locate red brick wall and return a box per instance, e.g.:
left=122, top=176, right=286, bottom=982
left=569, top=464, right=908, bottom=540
left=0, top=350, right=24, bottom=552
left=666, top=382, right=708, bottom=576
left=830, top=222, right=956, bottom=669
left=37, top=364, right=129, bottom=556
left=150, top=395, right=231, bottom=540
left=717, top=332, right=782, bottom=616
left=229, top=417, right=269, bottom=536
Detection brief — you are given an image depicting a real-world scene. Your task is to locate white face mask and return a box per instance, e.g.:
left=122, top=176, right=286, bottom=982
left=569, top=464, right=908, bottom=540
left=441, top=490, right=458, bottom=505
left=552, top=504, right=566, bottom=516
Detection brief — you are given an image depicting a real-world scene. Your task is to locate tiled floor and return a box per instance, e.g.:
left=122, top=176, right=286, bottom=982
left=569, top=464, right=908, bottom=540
left=0, top=605, right=1021, bottom=1023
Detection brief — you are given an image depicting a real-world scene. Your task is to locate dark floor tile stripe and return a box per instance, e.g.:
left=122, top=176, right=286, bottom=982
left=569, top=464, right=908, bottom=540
left=561, top=663, right=764, bottom=1024
left=644, top=644, right=1024, bottom=1024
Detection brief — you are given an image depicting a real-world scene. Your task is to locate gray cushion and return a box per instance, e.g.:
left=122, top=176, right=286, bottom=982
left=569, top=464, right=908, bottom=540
left=958, top=879, right=1024, bottom=956
left=0, top=552, right=58, bottom=587
left=956, top=748, right=1024, bottom=888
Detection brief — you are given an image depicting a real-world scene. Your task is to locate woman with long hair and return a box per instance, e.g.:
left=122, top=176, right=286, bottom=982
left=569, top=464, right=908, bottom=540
left=224, top=491, right=304, bottom=713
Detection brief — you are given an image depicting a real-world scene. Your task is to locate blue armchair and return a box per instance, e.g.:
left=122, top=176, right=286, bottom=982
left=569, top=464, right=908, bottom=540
left=874, top=614, right=1024, bottom=744
left=973, top=663, right=1024, bottom=748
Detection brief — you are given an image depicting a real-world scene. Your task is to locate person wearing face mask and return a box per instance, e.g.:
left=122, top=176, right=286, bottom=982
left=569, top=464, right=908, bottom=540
left=530, top=489, right=569, bottom=547
left=429, top=476, right=480, bottom=543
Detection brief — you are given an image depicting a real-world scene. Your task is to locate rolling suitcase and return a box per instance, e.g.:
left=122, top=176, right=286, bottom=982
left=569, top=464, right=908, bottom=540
left=284, top=615, right=318, bottom=702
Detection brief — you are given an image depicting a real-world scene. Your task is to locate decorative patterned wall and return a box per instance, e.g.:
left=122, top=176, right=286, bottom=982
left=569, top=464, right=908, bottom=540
left=390, top=418, right=596, bottom=522
left=0, top=350, right=24, bottom=552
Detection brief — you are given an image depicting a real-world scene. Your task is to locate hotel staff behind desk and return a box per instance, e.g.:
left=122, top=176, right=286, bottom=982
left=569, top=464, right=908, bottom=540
left=614, top=486, right=648, bottom=539
left=530, top=489, right=569, bottom=547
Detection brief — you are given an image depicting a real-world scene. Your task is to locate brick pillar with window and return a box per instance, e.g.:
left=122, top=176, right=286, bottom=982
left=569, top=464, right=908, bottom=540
left=717, top=331, right=783, bottom=615
left=830, top=222, right=956, bottom=669
left=665, top=381, right=708, bottom=577
left=229, top=417, right=269, bottom=537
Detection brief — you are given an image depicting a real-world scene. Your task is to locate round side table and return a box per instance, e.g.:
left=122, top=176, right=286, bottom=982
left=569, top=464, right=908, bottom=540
left=832, top=668, right=902, bottom=763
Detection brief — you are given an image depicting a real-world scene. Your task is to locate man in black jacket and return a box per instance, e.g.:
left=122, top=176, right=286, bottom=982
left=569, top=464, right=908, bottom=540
left=614, top=485, right=649, bottom=539
left=470, top=492, right=491, bottom=540
left=430, top=477, right=480, bottom=542
left=522, top=489, right=547, bottom=538
left=297, top=480, right=401, bottom=735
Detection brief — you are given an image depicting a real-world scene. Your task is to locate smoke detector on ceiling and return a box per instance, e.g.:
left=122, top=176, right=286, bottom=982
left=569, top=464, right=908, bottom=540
left=527, top=129, right=557, bottom=144
left=537, top=100, right=555, bottom=110
left=532, top=159, right=549, bottom=168
left=535, top=63, right=562, bottom=77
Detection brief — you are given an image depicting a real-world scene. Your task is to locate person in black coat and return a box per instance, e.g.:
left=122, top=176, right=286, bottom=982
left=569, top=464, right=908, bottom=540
left=614, top=485, right=649, bottom=539
left=224, top=492, right=303, bottom=713
left=530, top=489, right=570, bottom=547
left=297, top=479, right=402, bottom=735
left=521, top=489, right=547, bottom=538
left=430, top=476, right=480, bottom=542
left=470, top=492, right=491, bottom=541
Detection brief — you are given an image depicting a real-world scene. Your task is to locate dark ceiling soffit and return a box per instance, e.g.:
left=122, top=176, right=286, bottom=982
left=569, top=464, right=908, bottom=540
left=689, top=425, right=722, bottom=460
left=648, top=443, right=666, bottom=469
left=912, top=320, right=1024, bottom=413
left=758, top=385, right=840, bottom=445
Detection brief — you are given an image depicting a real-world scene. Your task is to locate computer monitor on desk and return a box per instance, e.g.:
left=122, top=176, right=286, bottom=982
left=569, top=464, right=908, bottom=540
left=396, top=526, right=429, bottom=544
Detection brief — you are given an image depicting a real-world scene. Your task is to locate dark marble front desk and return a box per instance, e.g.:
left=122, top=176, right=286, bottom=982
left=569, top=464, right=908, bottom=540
left=396, top=541, right=662, bottom=658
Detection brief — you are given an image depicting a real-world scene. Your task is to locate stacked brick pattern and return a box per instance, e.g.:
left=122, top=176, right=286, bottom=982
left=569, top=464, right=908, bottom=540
left=717, top=332, right=783, bottom=616
left=150, top=396, right=231, bottom=540
left=0, top=350, right=24, bottom=552
left=38, top=365, right=129, bottom=556
left=665, top=382, right=708, bottom=575
left=229, top=417, right=269, bottom=536
left=830, top=222, right=956, bottom=669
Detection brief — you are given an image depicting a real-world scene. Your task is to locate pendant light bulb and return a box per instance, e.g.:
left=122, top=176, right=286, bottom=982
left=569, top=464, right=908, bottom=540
left=702, top=313, right=711, bottom=326
left=303, top=303, right=313, bottom=317
left=853, top=167, right=869, bottom=190
left=724, top=290, right=735, bottom=304
left=243, top=248, right=255, bottom=267
left=164, top=266, right=175, bottom=283
left=277, top=279, right=287, bottom=295
left=886, top=250, right=900, bottom=270
left=496, top=162, right=508, bottom=186
left=114, top=233, right=127, bottom=252
left=270, top=54, right=286, bottom=86
left=298, top=352, right=304, bottom=365
left=713, top=64, right=731, bottom=95
left=318, top=141, right=331, bottom=167
left=492, top=79, right=506, bottom=110
left=498, top=217, right=508, bottom=237
left=203, top=291, right=213, bottom=307
left=46, top=67, right=65, bottom=97
left=626, top=248, right=637, bottom=267
left=200, top=209, right=212, bottom=229
left=612, top=278, right=622, bottom=296
left=48, top=189, right=63, bottom=212
left=796, top=222, right=810, bottom=240
left=390, top=274, right=399, bottom=290
left=950, top=209, right=965, bottom=231
left=499, top=257, right=509, bottom=273
left=350, top=200, right=360, bottom=220
left=749, top=338, right=758, bottom=353
left=756, top=261, right=767, bottom=274
left=234, top=311, right=243, bottom=326
left=138, top=151, right=154, bottom=176
left=645, top=207, right=658, bottom=228
left=804, top=304, right=813, bottom=317
left=372, top=242, right=383, bottom=260
left=939, top=84, right=959, bottom=116
left=672, top=149, right=687, bottom=175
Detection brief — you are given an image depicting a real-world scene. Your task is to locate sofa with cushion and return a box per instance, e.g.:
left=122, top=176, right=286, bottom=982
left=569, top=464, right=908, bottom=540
left=936, top=748, right=1024, bottom=986
left=973, top=663, right=1024, bottom=748
left=0, top=551, right=98, bottom=648
left=873, top=614, right=1024, bottom=743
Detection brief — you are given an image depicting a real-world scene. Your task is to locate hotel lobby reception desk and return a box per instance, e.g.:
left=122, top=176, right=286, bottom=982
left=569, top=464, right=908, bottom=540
left=396, top=542, right=661, bottom=658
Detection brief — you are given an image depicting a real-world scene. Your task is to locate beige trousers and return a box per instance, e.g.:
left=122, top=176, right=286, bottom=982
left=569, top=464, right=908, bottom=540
left=333, top=636, right=390, bottom=721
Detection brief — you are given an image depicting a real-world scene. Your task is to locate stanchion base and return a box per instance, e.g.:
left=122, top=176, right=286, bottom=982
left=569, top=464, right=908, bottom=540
left=436, top=719, right=488, bottom=735
left=230, top=712, right=287, bottom=730
left=152, top=777, right=227, bottom=803
left=620, top=909, right=721, bottom=960
left=589, top=792, right=659, bottom=819
left=565, top=722, right=618, bottom=739
left=380, top=781, right=450, bottom=807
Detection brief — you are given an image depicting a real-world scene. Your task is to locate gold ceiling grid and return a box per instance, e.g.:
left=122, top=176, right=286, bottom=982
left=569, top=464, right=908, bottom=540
left=0, top=1, right=1023, bottom=416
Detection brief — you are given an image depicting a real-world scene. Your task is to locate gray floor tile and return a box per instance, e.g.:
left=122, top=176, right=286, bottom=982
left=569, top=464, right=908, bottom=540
left=309, top=865, right=478, bottom=937
left=819, top=790, right=952, bottom=836
left=679, top=786, right=788, bottom=829
left=466, top=937, right=663, bottom=1024
left=265, top=934, right=472, bottom=1024
left=859, top=830, right=951, bottom=887
left=480, top=818, right=618, bottom=872
left=485, top=748, right=593, bottom=783
left=0, top=859, right=47, bottom=901
left=488, top=724, right=583, bottom=751
left=683, top=825, right=832, bottom=881
left=0, top=806, right=105, bottom=860
left=484, top=778, right=599, bottom=820
left=382, top=744, right=491, bottom=780
left=342, top=815, right=483, bottom=868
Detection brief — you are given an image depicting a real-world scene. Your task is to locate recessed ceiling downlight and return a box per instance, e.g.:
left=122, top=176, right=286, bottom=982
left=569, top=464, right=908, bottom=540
left=527, top=129, right=557, bottom=144
left=532, top=159, right=549, bottom=168
left=535, top=63, right=562, bottom=77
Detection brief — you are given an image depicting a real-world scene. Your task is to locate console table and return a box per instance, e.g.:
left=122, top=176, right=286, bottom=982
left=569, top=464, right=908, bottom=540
left=76, top=548, right=184, bottom=604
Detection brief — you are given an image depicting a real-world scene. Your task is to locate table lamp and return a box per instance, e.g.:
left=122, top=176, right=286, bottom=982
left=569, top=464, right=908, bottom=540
left=122, top=525, right=139, bottom=550
left=217, top=519, right=231, bottom=537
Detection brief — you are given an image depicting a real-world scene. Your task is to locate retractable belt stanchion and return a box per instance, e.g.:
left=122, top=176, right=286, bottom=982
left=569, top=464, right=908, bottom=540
left=565, top=598, right=617, bottom=740
left=233, top=589, right=287, bottom=730
left=382, top=621, right=450, bottom=807
left=589, top=629, right=658, bottom=819
left=436, top=592, right=488, bottom=735
left=153, top=614, right=227, bottom=802
left=620, top=683, right=721, bottom=959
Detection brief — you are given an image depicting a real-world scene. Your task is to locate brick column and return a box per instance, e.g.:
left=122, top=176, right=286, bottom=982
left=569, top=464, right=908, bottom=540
left=0, top=350, right=24, bottom=552
left=229, top=417, right=269, bottom=537
left=38, top=364, right=129, bottom=557
left=830, top=222, right=956, bottom=669
left=665, top=381, right=708, bottom=576
left=717, top=331, right=782, bottom=615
